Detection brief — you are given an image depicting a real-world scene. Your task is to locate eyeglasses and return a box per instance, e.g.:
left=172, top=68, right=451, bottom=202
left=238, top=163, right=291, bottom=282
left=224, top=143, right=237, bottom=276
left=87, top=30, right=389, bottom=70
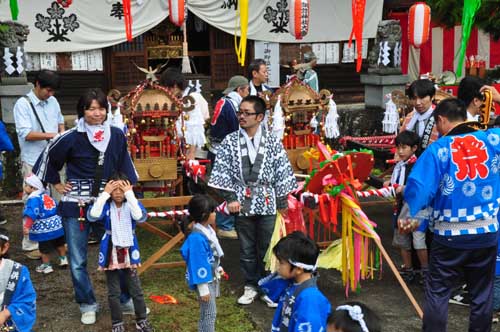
left=237, top=111, right=258, bottom=117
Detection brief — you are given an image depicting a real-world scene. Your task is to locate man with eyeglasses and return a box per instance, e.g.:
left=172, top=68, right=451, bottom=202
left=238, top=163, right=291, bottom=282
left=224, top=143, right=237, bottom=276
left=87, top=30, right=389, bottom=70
left=209, top=95, right=297, bottom=307
left=208, top=75, right=249, bottom=239
left=13, top=69, right=65, bottom=260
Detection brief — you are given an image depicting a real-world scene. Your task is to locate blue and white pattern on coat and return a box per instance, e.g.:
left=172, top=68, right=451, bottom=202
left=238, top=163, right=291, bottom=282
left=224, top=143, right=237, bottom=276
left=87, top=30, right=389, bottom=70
left=437, top=147, right=449, bottom=162
left=439, top=173, right=454, bottom=196
left=462, top=181, right=476, bottom=197
left=208, top=129, right=297, bottom=216
left=487, top=132, right=500, bottom=146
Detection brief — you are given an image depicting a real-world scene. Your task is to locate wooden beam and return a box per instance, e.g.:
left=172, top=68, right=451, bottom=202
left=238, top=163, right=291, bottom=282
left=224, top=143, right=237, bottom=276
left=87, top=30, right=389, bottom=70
left=138, top=232, right=185, bottom=275
left=140, top=196, right=193, bottom=208
left=150, top=261, right=186, bottom=269
left=137, top=222, right=173, bottom=240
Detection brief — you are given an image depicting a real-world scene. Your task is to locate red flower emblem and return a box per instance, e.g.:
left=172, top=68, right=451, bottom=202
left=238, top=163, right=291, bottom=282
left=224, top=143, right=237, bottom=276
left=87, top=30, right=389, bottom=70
left=42, top=195, right=56, bottom=211
left=451, top=135, right=489, bottom=181
left=93, top=130, right=105, bottom=142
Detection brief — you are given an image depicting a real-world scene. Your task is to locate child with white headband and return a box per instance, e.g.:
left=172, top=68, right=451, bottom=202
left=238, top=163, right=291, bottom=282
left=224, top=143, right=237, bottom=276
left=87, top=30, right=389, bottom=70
left=259, top=231, right=331, bottom=332
left=327, top=301, right=380, bottom=332
left=23, top=173, right=67, bottom=274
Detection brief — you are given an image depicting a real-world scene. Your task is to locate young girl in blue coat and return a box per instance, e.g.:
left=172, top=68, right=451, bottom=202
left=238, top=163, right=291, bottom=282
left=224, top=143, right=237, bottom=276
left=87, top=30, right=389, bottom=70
left=181, top=195, right=225, bottom=332
left=88, top=173, right=153, bottom=332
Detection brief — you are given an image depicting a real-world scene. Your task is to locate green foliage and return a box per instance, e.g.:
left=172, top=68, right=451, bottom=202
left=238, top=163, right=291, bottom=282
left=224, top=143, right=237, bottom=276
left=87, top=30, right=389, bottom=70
left=426, top=0, right=500, bottom=40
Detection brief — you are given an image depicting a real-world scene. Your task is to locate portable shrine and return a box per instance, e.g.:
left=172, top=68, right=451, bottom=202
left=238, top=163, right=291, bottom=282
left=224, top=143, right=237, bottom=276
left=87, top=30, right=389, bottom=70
left=120, top=80, right=185, bottom=192
left=270, top=77, right=330, bottom=172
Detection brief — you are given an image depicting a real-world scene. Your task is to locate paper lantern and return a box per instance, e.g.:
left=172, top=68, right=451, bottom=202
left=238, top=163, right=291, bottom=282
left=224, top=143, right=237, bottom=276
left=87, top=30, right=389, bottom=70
left=168, top=0, right=186, bottom=27
left=408, top=2, right=431, bottom=48
left=289, top=0, right=309, bottom=40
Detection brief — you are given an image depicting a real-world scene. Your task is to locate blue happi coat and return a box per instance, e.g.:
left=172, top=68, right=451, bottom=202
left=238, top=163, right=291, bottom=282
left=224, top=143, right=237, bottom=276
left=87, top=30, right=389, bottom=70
left=2, top=261, right=36, bottom=332
left=180, top=232, right=220, bottom=290
left=259, top=273, right=331, bottom=332
left=87, top=201, right=147, bottom=268
left=405, top=126, right=500, bottom=238
left=23, top=192, right=63, bottom=242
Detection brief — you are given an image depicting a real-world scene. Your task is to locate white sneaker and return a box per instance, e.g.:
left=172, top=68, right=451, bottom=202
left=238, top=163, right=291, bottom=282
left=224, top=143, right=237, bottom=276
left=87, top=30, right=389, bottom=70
left=237, top=286, right=258, bottom=305
left=260, top=294, right=278, bottom=308
left=35, top=263, right=53, bottom=274
left=58, top=256, right=68, bottom=267
left=81, top=311, right=96, bottom=325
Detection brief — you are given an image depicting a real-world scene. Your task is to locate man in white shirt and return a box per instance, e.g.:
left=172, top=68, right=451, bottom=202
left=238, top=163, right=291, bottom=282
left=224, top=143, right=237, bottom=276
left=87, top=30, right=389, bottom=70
left=13, top=69, right=65, bottom=259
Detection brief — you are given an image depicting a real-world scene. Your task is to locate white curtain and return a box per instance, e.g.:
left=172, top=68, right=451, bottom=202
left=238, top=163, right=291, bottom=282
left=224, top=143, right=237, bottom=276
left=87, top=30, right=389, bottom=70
left=0, top=0, right=383, bottom=52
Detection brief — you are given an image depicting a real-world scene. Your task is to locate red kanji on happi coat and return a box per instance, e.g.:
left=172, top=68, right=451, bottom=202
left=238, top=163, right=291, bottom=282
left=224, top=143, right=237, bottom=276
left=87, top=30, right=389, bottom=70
left=42, top=194, right=56, bottom=210
left=451, top=135, right=489, bottom=181
left=93, top=130, right=104, bottom=142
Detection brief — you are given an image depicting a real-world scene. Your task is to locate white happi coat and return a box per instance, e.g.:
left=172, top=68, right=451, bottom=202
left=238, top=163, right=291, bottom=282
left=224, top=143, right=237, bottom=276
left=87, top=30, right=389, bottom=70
left=208, top=128, right=297, bottom=216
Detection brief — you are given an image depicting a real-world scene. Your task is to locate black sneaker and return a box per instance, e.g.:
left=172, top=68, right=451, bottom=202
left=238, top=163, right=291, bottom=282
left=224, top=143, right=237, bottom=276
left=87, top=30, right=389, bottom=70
left=449, top=286, right=470, bottom=307
left=112, top=322, right=125, bottom=332
left=398, top=266, right=416, bottom=283
left=136, top=319, right=155, bottom=332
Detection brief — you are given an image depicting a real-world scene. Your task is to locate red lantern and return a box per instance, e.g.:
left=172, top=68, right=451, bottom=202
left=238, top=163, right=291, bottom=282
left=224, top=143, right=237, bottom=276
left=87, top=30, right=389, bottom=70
left=289, top=0, right=309, bottom=40
left=408, top=2, right=431, bottom=48
left=168, top=0, right=186, bottom=27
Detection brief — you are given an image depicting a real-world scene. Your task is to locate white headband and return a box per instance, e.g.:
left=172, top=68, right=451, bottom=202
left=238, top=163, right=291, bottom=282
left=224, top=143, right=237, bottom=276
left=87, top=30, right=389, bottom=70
left=336, top=305, right=369, bottom=332
left=288, top=259, right=318, bottom=271
left=0, top=234, right=9, bottom=242
left=25, top=173, right=45, bottom=191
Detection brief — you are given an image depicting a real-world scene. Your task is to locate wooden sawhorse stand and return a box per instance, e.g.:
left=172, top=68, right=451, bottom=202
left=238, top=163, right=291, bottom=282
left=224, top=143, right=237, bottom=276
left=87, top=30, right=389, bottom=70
left=137, top=195, right=192, bottom=275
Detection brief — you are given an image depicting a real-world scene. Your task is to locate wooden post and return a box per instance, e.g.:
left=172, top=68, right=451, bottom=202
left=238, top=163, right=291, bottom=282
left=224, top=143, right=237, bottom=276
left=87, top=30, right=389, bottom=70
left=374, top=238, right=424, bottom=319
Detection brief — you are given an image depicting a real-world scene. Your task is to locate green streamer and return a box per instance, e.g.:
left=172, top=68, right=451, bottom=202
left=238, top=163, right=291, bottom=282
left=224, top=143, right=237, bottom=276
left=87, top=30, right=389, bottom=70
left=10, top=0, right=19, bottom=21
left=456, top=0, right=482, bottom=77
left=375, top=247, right=380, bottom=270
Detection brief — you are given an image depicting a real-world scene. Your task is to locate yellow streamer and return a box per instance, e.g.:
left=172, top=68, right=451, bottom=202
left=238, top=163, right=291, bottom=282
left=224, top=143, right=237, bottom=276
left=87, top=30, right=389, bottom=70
left=234, top=0, right=249, bottom=66
left=264, top=212, right=286, bottom=272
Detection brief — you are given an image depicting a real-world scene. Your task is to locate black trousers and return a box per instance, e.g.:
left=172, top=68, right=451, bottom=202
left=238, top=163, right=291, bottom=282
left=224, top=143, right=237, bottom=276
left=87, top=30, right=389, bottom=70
left=105, top=268, right=147, bottom=324
left=423, top=241, right=497, bottom=332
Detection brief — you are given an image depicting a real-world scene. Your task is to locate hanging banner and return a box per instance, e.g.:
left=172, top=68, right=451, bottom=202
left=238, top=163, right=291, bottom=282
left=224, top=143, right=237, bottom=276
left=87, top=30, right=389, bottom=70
left=254, top=41, right=280, bottom=88
left=0, top=0, right=383, bottom=53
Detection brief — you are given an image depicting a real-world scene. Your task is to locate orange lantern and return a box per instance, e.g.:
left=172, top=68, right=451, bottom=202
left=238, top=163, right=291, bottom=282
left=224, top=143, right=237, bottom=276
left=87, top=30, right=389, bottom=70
left=289, top=0, right=310, bottom=40
left=168, top=0, right=186, bottom=27
left=408, top=2, right=431, bottom=48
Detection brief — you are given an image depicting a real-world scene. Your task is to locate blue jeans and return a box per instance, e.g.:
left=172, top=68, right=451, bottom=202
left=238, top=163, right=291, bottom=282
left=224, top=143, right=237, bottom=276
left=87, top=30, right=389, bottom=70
left=63, top=217, right=98, bottom=313
left=235, top=214, right=276, bottom=288
left=216, top=212, right=235, bottom=231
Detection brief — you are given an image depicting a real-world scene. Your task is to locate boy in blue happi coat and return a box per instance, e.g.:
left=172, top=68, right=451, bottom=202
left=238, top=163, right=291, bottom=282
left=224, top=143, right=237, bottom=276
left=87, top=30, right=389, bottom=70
left=259, top=231, right=331, bottom=332
left=181, top=195, right=225, bottom=332
left=0, top=232, right=36, bottom=332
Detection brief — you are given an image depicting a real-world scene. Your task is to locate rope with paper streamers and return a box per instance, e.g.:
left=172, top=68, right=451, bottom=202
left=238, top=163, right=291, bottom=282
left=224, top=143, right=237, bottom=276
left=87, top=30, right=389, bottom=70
left=234, top=0, right=249, bottom=66
left=147, top=201, right=228, bottom=218
left=457, top=0, right=482, bottom=77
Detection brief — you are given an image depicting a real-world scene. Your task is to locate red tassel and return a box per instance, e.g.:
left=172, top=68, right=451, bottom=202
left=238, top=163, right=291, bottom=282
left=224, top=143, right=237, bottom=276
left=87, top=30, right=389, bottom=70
left=330, top=196, right=338, bottom=232
left=78, top=201, right=85, bottom=231
left=318, top=194, right=329, bottom=226
left=123, top=0, right=133, bottom=41
left=308, top=208, right=314, bottom=239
